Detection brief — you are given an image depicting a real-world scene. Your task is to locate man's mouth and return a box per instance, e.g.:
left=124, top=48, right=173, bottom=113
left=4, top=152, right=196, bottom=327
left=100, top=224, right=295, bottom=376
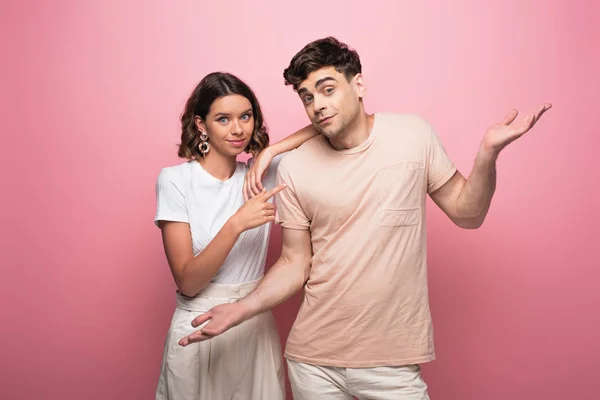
left=318, top=115, right=334, bottom=124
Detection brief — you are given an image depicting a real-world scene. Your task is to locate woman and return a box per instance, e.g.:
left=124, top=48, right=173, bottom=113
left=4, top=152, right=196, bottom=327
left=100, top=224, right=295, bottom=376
left=154, top=72, right=317, bottom=399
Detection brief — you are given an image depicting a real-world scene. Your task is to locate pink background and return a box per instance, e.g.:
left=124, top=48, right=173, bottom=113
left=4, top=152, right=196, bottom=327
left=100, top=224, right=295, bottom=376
left=1, top=1, right=598, bottom=399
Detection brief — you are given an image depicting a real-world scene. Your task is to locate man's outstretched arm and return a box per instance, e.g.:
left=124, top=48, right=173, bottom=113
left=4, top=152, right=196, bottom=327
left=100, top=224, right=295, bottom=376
left=430, top=103, right=551, bottom=229
left=178, top=227, right=312, bottom=346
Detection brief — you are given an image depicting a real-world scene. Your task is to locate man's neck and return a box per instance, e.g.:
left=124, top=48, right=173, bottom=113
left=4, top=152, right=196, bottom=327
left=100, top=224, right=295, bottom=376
left=328, top=112, right=375, bottom=151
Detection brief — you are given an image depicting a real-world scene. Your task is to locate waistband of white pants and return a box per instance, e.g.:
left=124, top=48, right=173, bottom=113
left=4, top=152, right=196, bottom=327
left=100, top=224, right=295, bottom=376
left=176, top=277, right=262, bottom=311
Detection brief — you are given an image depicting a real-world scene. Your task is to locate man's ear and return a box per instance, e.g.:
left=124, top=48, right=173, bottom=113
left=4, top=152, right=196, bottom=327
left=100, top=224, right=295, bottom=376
left=353, top=73, right=366, bottom=98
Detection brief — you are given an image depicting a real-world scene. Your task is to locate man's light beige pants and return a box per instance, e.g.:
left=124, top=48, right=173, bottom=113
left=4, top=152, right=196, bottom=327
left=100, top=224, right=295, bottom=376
left=287, top=359, right=430, bottom=400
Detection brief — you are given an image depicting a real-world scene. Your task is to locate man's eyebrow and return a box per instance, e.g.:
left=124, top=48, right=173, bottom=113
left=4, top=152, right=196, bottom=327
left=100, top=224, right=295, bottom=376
left=315, top=77, right=337, bottom=88
left=297, top=76, right=338, bottom=95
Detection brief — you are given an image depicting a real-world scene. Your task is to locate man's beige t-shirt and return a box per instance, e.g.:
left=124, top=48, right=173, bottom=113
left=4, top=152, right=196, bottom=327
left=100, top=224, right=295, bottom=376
left=275, top=112, right=457, bottom=368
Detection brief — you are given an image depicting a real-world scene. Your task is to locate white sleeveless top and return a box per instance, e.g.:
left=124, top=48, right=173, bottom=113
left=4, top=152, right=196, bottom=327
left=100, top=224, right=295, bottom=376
left=154, top=154, right=285, bottom=284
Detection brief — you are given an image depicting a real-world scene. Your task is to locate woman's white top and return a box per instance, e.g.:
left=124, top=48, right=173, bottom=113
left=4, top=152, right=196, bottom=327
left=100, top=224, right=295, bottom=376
left=154, top=154, right=284, bottom=284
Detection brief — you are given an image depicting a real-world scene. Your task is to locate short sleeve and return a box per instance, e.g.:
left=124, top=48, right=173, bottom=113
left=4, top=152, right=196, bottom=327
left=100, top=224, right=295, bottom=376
left=274, top=162, right=310, bottom=230
left=154, top=168, right=189, bottom=227
left=426, top=124, right=457, bottom=193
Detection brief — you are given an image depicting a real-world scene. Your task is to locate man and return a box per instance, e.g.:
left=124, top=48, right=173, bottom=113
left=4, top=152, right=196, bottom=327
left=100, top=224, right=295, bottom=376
left=179, top=37, right=551, bottom=399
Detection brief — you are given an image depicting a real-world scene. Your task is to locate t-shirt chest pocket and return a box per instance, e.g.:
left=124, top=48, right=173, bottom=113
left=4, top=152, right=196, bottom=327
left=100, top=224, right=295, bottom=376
left=372, top=162, right=424, bottom=227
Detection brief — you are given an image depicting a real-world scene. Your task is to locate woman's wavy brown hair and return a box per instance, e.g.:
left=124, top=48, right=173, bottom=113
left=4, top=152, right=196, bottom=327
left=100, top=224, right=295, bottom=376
left=178, top=72, right=270, bottom=159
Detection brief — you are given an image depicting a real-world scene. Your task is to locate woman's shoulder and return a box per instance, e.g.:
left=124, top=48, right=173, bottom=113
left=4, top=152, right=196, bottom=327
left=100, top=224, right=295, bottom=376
left=157, top=160, right=194, bottom=184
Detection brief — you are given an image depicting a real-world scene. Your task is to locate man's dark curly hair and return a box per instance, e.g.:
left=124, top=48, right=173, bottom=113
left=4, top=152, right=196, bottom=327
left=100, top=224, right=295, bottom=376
left=283, top=37, right=362, bottom=90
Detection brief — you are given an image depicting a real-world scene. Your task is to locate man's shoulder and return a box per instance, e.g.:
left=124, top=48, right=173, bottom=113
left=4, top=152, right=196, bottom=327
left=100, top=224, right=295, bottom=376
left=375, top=112, right=435, bottom=147
left=376, top=112, right=432, bottom=131
left=277, top=134, right=324, bottom=173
